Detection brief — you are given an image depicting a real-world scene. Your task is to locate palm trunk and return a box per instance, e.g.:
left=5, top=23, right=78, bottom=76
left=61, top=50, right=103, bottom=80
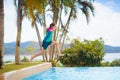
left=61, top=17, right=71, bottom=50
left=15, top=0, right=22, bottom=65
left=56, top=3, right=62, bottom=40
left=43, top=9, right=53, bottom=61
left=59, top=8, right=73, bottom=49
left=50, top=0, right=59, bottom=60
left=34, top=22, right=46, bottom=61
left=43, top=10, right=47, bottom=36
left=61, top=33, right=66, bottom=50
left=43, top=10, right=48, bottom=61
left=35, top=23, right=42, bottom=50
left=51, top=9, right=59, bottom=60
left=0, top=0, right=4, bottom=69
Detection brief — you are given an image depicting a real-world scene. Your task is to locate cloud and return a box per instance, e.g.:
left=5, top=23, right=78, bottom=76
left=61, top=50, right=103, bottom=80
left=69, top=2, right=120, bottom=46
left=95, top=0, right=120, bottom=12
left=4, top=0, right=17, bottom=43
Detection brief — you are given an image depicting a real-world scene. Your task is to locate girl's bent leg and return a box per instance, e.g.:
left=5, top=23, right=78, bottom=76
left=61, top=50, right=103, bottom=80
left=52, top=41, right=63, bottom=56
left=30, top=48, right=45, bottom=61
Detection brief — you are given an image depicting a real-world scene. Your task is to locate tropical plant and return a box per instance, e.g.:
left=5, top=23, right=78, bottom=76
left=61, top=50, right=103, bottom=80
left=0, top=0, right=4, bottom=69
left=59, top=38, right=105, bottom=67
left=59, top=0, right=94, bottom=48
left=21, top=56, right=29, bottom=62
left=14, top=0, right=24, bottom=64
left=101, top=61, right=110, bottom=67
left=46, top=0, right=94, bottom=61
left=23, top=0, right=48, bottom=61
left=14, top=0, right=47, bottom=64
left=111, top=59, right=120, bottom=66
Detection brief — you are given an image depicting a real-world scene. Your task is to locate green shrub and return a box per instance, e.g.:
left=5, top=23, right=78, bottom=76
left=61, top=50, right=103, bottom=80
left=5, top=61, right=12, bottom=63
left=60, top=38, right=105, bottom=67
left=110, top=59, right=120, bottom=66
left=101, top=62, right=111, bottom=66
left=21, top=56, right=29, bottom=62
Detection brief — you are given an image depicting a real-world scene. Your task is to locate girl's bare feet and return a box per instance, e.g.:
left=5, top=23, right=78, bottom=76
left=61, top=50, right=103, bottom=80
left=58, top=53, right=64, bottom=57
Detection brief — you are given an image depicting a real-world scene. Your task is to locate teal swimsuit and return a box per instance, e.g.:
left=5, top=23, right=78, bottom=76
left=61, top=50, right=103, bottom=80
left=42, top=30, right=53, bottom=49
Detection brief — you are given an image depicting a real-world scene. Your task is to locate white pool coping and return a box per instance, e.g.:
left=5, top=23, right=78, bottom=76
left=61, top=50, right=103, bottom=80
left=0, top=62, right=52, bottom=80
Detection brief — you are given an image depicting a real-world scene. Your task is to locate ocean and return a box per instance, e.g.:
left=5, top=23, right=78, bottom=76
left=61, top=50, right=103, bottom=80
left=3, top=53, right=120, bottom=62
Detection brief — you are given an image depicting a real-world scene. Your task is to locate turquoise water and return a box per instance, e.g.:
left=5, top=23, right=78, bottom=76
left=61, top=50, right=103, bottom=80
left=23, top=67, right=120, bottom=80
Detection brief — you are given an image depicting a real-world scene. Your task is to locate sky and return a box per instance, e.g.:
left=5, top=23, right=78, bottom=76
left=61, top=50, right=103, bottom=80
left=4, top=0, right=120, bottom=46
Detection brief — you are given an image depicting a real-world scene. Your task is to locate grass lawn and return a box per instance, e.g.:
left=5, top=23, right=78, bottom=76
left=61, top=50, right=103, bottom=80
left=0, top=62, right=41, bottom=74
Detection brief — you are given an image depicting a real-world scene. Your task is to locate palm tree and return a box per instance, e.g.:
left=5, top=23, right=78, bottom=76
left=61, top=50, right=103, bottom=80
left=47, top=0, right=94, bottom=60
left=15, top=0, right=23, bottom=64
left=59, top=0, right=94, bottom=49
left=24, top=0, right=48, bottom=61
left=0, top=0, right=4, bottom=68
left=23, top=0, right=94, bottom=62
left=15, top=0, right=45, bottom=64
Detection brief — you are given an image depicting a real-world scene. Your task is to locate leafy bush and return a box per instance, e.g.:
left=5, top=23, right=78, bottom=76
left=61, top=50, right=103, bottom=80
left=5, top=61, right=12, bottom=63
left=60, top=38, right=105, bottom=67
left=101, top=62, right=111, bottom=66
left=21, top=56, right=29, bottom=62
left=110, top=59, right=120, bottom=66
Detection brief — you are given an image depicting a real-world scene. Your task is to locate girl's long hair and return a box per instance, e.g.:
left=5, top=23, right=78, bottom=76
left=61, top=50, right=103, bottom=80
left=47, top=23, right=55, bottom=31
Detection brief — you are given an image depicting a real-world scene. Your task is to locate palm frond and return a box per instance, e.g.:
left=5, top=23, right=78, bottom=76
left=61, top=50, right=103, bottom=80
left=78, top=1, right=94, bottom=16
left=80, top=7, right=90, bottom=23
left=14, top=0, right=17, bottom=7
left=78, top=1, right=94, bottom=23
left=23, top=0, right=48, bottom=26
left=35, top=13, right=45, bottom=26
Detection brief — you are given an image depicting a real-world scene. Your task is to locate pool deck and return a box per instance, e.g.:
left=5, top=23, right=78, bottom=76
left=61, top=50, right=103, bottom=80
left=0, top=62, right=52, bottom=80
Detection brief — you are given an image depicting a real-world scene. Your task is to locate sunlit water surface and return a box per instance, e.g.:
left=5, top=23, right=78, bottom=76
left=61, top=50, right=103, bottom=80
left=23, top=67, right=120, bottom=80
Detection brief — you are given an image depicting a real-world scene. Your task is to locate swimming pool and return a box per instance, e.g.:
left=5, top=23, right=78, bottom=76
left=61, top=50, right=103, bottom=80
left=23, top=67, right=120, bottom=80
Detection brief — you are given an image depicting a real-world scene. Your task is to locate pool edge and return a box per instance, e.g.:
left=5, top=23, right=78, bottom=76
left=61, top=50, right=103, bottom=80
left=0, top=62, right=52, bottom=80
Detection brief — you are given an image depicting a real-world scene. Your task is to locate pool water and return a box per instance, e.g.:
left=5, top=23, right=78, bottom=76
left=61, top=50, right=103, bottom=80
left=23, top=67, right=120, bottom=80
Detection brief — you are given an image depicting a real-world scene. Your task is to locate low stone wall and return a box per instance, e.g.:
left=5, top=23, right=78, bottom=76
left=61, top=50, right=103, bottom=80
left=0, top=62, right=52, bottom=80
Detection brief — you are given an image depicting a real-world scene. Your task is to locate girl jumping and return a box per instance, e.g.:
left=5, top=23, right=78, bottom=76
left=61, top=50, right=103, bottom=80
left=30, top=23, right=63, bottom=61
